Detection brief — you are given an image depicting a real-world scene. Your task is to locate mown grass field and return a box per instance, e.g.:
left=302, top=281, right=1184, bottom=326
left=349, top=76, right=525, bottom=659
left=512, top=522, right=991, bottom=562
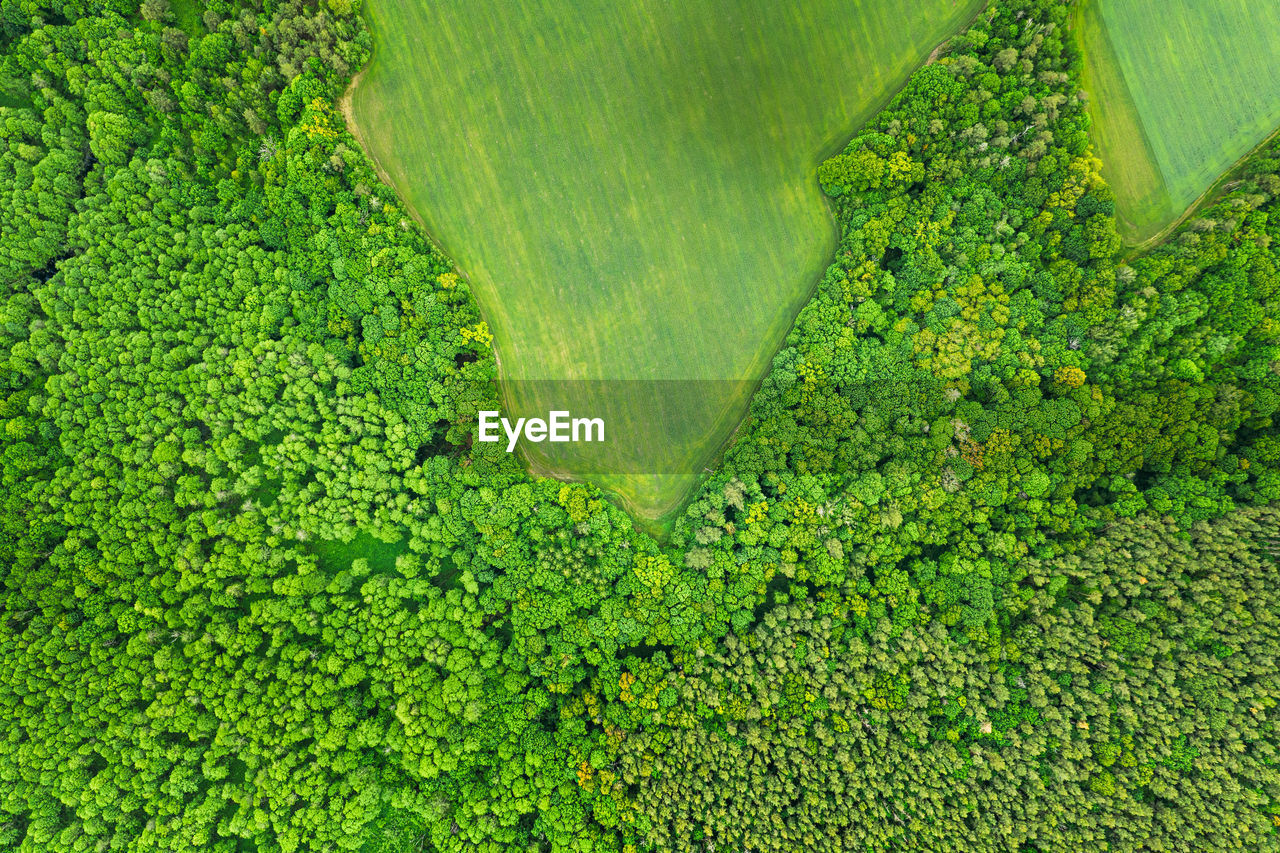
left=350, top=0, right=984, bottom=525
left=1078, top=0, right=1280, bottom=245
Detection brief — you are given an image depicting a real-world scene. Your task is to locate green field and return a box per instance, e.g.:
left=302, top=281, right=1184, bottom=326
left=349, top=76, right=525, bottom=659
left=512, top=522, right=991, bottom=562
left=349, top=0, right=984, bottom=524
left=1078, top=0, right=1280, bottom=245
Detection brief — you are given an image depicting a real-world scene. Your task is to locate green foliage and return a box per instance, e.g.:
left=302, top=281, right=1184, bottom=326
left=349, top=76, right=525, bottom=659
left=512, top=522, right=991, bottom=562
left=616, top=509, right=1280, bottom=851
left=0, top=0, right=1278, bottom=851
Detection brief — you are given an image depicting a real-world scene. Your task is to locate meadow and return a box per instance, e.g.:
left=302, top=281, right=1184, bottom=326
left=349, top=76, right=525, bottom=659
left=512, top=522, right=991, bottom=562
left=1078, top=0, right=1280, bottom=244
left=349, top=0, right=984, bottom=524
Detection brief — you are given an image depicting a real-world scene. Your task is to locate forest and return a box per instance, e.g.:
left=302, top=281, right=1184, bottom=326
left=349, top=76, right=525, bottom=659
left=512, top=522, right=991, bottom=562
left=0, top=0, right=1278, bottom=851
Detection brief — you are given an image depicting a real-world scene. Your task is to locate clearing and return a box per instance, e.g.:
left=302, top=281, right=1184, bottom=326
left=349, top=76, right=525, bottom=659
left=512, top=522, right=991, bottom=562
left=1077, top=0, right=1280, bottom=245
left=349, top=0, right=985, bottom=527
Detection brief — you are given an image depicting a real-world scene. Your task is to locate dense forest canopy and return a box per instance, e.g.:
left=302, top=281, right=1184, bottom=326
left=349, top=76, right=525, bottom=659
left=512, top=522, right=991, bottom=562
left=0, top=0, right=1277, bottom=851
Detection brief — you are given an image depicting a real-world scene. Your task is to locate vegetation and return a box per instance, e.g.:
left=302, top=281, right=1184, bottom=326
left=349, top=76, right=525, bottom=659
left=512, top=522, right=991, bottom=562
left=349, top=0, right=986, bottom=524
left=626, top=509, right=1280, bottom=851
left=0, top=0, right=1277, bottom=851
left=1076, top=0, right=1280, bottom=244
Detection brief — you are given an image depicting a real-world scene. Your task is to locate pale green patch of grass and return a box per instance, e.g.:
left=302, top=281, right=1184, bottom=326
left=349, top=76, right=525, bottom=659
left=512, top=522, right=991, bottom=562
left=350, top=0, right=984, bottom=525
left=1079, top=0, right=1280, bottom=245
left=313, top=531, right=408, bottom=576
left=169, top=0, right=202, bottom=35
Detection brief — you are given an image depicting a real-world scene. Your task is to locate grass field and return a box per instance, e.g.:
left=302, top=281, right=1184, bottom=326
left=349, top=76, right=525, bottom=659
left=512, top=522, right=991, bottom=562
left=349, top=0, right=984, bottom=526
left=1078, top=0, right=1280, bottom=245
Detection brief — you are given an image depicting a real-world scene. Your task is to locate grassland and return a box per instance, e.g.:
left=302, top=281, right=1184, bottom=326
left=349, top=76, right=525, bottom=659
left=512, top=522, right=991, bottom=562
left=1078, top=0, right=1280, bottom=245
left=349, top=0, right=984, bottom=525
